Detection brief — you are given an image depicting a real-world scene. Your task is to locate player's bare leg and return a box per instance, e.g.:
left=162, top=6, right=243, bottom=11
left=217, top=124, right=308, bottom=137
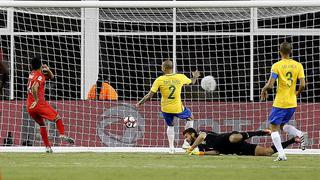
left=254, top=146, right=274, bottom=156
left=36, top=119, right=52, bottom=153
left=185, top=116, right=194, bottom=129
left=255, top=137, right=298, bottom=156
left=54, top=115, right=74, bottom=144
left=183, top=117, right=194, bottom=149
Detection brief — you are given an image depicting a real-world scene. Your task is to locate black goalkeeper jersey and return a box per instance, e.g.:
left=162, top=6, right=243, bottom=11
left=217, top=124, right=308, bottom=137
left=197, top=131, right=243, bottom=155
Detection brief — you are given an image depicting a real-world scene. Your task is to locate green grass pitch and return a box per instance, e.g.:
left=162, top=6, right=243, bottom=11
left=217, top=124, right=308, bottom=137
left=1, top=153, right=319, bottom=180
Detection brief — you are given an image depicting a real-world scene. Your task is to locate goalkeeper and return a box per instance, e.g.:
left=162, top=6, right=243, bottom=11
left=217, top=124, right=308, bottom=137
left=183, top=128, right=301, bottom=156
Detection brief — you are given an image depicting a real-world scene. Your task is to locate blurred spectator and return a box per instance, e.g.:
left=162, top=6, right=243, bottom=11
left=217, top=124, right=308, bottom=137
left=3, top=132, right=13, bottom=146
left=0, top=48, right=9, bottom=92
left=21, top=135, right=33, bottom=146
left=87, top=80, right=118, bottom=100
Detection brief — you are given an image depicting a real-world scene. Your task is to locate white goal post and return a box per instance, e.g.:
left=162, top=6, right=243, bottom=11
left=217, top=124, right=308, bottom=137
left=0, top=1, right=320, bottom=154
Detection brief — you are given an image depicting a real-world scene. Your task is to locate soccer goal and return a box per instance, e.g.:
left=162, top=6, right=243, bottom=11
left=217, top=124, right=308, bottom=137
left=0, top=0, right=320, bottom=154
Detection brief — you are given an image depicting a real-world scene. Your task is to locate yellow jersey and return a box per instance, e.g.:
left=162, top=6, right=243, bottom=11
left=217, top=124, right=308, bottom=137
left=271, top=58, right=305, bottom=108
left=150, top=73, right=192, bottom=113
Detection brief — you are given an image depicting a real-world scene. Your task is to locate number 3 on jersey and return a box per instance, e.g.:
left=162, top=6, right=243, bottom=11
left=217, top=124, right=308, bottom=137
left=286, top=71, right=293, bottom=88
left=168, top=85, right=176, bottom=99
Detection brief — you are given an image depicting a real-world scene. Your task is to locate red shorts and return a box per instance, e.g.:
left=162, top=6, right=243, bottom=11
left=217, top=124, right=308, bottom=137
left=27, top=101, right=58, bottom=126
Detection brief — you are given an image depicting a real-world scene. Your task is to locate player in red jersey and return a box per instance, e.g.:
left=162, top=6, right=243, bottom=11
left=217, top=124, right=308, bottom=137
left=27, top=57, right=74, bottom=153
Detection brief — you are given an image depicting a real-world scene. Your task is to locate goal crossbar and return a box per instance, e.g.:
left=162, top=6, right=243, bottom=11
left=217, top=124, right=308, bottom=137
left=1, top=1, right=320, bottom=8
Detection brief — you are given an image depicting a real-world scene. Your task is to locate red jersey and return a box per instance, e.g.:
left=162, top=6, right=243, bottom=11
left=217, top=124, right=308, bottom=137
left=26, top=70, right=46, bottom=107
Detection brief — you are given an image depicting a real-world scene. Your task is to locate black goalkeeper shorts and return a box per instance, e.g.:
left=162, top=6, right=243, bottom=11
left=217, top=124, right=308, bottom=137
left=237, top=141, right=258, bottom=156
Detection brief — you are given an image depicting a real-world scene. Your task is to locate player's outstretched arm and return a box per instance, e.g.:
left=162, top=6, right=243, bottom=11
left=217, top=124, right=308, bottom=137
left=260, top=75, right=276, bottom=101
left=135, top=91, right=155, bottom=108
left=189, top=150, right=219, bottom=156
left=187, top=132, right=206, bottom=152
left=191, top=70, right=201, bottom=85
left=42, top=64, right=54, bottom=80
left=203, top=150, right=219, bottom=155
left=296, top=78, right=306, bottom=96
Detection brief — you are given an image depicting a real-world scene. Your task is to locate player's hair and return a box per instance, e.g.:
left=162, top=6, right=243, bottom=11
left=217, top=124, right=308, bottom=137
left=183, top=128, right=198, bottom=137
left=31, top=57, right=42, bottom=70
left=162, top=59, right=173, bottom=70
left=280, top=42, right=292, bottom=55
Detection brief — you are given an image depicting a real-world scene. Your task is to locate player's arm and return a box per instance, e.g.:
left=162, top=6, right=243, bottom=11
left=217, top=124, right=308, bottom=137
left=203, top=150, right=219, bottom=155
left=29, top=82, right=39, bottom=109
left=296, top=78, right=305, bottom=96
left=190, top=70, right=201, bottom=85
left=188, top=132, right=207, bottom=152
left=296, top=64, right=306, bottom=96
left=136, top=79, right=159, bottom=108
left=42, top=64, right=54, bottom=80
left=187, top=132, right=220, bottom=156
left=260, top=73, right=277, bottom=101
left=136, top=91, right=155, bottom=107
left=188, top=150, right=219, bottom=156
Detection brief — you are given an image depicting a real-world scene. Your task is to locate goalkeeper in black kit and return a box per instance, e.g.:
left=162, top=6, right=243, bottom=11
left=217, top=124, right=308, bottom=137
left=183, top=128, right=301, bottom=156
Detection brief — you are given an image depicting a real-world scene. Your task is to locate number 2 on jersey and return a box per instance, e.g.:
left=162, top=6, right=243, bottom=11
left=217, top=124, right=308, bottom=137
left=168, top=85, right=176, bottom=99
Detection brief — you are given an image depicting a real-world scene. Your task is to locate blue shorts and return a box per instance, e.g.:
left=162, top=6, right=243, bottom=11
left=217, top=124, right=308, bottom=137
left=162, top=107, right=192, bottom=126
left=268, top=107, right=295, bottom=125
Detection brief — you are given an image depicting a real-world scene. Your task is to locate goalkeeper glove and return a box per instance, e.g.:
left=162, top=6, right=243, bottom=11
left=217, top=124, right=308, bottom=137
left=189, top=151, right=205, bottom=156
left=186, top=148, right=204, bottom=156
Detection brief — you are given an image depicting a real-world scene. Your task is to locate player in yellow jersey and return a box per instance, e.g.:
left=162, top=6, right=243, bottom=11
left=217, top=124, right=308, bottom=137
left=260, top=42, right=306, bottom=161
left=136, top=59, right=200, bottom=153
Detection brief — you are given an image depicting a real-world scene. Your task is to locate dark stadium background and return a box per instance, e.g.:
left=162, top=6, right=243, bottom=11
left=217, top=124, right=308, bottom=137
left=0, top=4, right=319, bottom=103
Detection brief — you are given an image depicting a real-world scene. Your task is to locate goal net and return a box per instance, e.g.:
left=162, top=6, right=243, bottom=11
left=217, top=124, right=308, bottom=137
left=0, top=1, right=319, bottom=152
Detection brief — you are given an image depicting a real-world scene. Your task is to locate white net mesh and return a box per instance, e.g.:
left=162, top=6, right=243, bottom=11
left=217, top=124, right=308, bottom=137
left=0, top=6, right=319, bottom=149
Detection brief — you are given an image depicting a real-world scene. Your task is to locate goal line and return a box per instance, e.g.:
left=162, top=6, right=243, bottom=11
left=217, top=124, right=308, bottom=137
left=1, top=147, right=320, bottom=155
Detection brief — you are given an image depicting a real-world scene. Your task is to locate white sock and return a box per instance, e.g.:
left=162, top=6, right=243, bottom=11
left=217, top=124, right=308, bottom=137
left=167, top=126, right=175, bottom=149
left=271, top=131, right=285, bottom=157
left=185, top=121, right=194, bottom=129
left=283, top=124, right=303, bottom=137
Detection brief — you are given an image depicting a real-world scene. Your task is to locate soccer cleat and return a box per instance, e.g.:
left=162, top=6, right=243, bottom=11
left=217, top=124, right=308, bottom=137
left=45, top=147, right=53, bottom=153
left=294, top=137, right=301, bottom=143
left=60, top=135, right=75, bottom=144
left=274, top=156, right=287, bottom=162
left=169, top=148, right=175, bottom=154
left=299, top=132, right=307, bottom=151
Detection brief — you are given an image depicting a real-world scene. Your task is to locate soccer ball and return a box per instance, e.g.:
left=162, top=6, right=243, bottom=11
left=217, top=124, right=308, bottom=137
left=123, top=116, right=137, bottom=128
left=201, top=75, right=217, bottom=92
